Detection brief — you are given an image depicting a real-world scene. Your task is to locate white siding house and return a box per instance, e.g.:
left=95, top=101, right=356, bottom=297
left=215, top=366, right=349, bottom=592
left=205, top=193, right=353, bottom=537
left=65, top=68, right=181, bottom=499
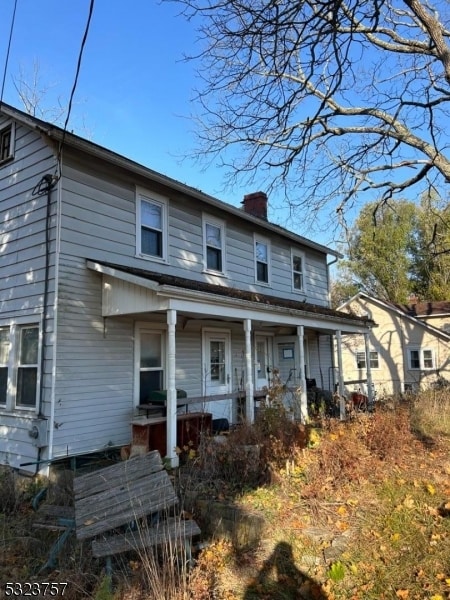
left=0, top=103, right=372, bottom=474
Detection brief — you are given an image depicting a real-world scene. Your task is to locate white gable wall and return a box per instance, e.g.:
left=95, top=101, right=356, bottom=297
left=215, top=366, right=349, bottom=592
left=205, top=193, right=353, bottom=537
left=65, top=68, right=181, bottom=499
left=0, top=117, right=57, bottom=471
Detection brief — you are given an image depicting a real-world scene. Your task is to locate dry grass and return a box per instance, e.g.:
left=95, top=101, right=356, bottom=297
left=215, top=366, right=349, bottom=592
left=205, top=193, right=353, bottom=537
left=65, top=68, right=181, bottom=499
left=1, top=390, right=449, bottom=599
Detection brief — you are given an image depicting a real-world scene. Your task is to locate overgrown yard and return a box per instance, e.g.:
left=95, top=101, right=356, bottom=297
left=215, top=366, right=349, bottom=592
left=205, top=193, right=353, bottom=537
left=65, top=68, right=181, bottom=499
left=1, top=391, right=449, bottom=600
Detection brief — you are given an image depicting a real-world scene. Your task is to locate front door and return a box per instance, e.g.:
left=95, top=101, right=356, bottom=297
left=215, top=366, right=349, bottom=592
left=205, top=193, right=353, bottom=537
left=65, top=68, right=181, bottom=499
left=255, top=335, right=273, bottom=390
left=203, top=330, right=232, bottom=422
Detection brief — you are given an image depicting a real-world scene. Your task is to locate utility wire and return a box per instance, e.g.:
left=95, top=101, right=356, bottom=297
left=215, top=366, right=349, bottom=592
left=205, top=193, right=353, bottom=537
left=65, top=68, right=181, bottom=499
left=56, top=0, right=95, bottom=175
left=0, top=0, right=18, bottom=108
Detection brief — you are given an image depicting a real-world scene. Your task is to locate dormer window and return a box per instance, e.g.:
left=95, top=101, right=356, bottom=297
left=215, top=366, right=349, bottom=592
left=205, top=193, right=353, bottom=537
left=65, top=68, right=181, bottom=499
left=0, top=123, right=14, bottom=163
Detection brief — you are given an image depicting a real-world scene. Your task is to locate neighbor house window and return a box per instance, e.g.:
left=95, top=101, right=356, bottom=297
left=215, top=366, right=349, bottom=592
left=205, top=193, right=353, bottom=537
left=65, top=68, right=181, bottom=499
left=137, top=189, right=167, bottom=260
left=0, top=123, right=14, bottom=163
left=408, top=348, right=435, bottom=370
left=16, top=326, right=39, bottom=408
left=356, top=350, right=379, bottom=370
left=0, top=328, right=9, bottom=406
left=255, top=238, right=270, bottom=284
left=203, top=217, right=225, bottom=273
left=292, top=250, right=305, bottom=292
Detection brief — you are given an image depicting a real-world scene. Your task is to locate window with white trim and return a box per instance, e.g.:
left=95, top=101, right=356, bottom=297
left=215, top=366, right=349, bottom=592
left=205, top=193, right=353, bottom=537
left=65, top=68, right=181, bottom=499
left=292, top=250, right=305, bottom=292
left=0, top=123, right=14, bottom=163
left=408, top=348, right=435, bottom=370
left=139, top=330, right=165, bottom=403
left=0, top=328, right=9, bottom=406
left=203, top=217, right=225, bottom=273
left=16, top=326, right=39, bottom=407
left=137, top=189, right=167, bottom=260
left=356, top=350, right=379, bottom=370
left=255, top=237, right=270, bottom=284
left=0, top=323, right=40, bottom=410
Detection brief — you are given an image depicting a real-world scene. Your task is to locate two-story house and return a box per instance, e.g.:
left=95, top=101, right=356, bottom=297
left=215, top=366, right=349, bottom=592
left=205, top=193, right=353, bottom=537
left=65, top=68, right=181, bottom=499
left=0, top=103, right=372, bottom=474
left=338, top=293, right=450, bottom=396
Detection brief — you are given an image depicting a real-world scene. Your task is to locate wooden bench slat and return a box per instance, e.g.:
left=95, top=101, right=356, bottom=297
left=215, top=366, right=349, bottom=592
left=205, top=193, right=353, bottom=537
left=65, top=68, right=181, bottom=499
left=33, top=505, right=75, bottom=532
left=91, top=517, right=201, bottom=557
left=74, top=451, right=163, bottom=499
left=75, top=469, right=178, bottom=539
left=76, top=495, right=179, bottom=539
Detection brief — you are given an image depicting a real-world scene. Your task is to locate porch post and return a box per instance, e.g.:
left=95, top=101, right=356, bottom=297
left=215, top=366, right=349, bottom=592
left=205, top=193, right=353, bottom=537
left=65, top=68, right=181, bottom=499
left=244, top=319, right=254, bottom=423
left=166, top=309, right=178, bottom=468
left=335, top=330, right=346, bottom=420
left=364, top=331, right=374, bottom=406
left=297, top=325, right=308, bottom=422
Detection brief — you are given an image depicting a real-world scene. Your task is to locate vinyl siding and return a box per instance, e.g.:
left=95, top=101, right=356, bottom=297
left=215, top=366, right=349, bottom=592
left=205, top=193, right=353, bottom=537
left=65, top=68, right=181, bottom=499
left=60, top=152, right=330, bottom=306
left=0, top=117, right=56, bottom=472
left=340, top=298, right=450, bottom=395
left=52, top=256, right=134, bottom=457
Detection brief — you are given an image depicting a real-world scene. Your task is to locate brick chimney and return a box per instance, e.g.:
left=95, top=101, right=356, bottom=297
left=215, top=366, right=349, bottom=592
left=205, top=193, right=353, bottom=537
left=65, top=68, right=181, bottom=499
left=242, top=191, right=268, bottom=220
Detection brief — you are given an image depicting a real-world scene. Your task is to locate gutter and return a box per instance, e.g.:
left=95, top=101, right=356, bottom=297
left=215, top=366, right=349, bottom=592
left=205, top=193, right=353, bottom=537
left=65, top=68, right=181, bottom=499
left=1, top=103, right=340, bottom=259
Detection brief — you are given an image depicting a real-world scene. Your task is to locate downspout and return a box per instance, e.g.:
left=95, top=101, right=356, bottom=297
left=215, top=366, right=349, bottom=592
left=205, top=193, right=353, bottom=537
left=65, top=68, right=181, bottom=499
left=326, top=255, right=339, bottom=307
left=31, top=174, right=57, bottom=475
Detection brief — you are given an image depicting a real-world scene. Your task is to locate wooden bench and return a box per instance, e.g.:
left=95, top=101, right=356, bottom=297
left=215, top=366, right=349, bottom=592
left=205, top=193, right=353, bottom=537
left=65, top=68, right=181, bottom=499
left=33, top=451, right=200, bottom=572
left=74, top=451, right=201, bottom=563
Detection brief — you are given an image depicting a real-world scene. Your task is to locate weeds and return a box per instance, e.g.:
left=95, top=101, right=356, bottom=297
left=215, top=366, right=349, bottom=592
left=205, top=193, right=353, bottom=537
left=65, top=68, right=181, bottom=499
left=1, top=389, right=449, bottom=599
left=411, top=388, right=450, bottom=440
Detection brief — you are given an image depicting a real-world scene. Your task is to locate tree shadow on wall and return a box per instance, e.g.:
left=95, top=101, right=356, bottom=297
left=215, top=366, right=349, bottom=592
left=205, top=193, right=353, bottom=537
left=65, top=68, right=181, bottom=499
left=243, top=541, right=328, bottom=599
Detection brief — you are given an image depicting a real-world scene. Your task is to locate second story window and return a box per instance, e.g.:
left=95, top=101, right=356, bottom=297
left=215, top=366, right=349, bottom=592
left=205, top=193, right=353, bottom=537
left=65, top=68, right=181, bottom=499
left=203, top=217, right=226, bottom=274
left=292, top=251, right=305, bottom=292
left=137, top=189, right=167, bottom=261
left=0, top=123, right=14, bottom=163
left=255, top=239, right=270, bottom=284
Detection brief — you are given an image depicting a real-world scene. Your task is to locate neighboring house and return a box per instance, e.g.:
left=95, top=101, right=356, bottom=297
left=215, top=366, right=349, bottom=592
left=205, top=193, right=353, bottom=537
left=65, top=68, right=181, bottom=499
left=338, top=293, right=450, bottom=397
left=0, top=103, right=372, bottom=474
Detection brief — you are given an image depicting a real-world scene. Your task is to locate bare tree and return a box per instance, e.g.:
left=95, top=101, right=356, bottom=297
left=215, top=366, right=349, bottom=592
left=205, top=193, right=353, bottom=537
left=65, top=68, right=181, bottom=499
left=12, top=60, right=66, bottom=124
left=177, top=0, right=450, bottom=228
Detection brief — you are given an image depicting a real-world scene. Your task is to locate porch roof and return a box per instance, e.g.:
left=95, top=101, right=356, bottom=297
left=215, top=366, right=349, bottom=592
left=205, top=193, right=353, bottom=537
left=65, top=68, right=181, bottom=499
left=88, top=260, right=374, bottom=334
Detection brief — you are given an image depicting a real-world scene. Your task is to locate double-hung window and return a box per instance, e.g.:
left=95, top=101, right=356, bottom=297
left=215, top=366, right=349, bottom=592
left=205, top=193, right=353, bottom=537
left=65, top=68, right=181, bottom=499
left=137, top=328, right=165, bottom=404
left=356, top=350, right=379, bottom=370
left=408, top=348, right=435, bottom=370
left=255, top=237, right=270, bottom=284
left=203, top=216, right=225, bottom=274
left=0, top=123, right=14, bottom=163
left=137, top=189, right=167, bottom=261
left=0, top=323, right=40, bottom=411
left=16, top=326, right=39, bottom=407
left=292, top=250, right=305, bottom=293
left=0, top=328, right=9, bottom=406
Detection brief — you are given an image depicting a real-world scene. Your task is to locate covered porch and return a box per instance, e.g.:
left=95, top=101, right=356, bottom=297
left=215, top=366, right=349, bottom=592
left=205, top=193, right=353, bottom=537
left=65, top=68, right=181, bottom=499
left=88, top=261, right=374, bottom=466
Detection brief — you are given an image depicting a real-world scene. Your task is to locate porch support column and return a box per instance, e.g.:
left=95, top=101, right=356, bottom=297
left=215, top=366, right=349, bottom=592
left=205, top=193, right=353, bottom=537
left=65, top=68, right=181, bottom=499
left=335, top=330, right=346, bottom=420
left=244, top=319, right=254, bottom=423
left=364, top=331, right=374, bottom=407
left=297, top=326, right=308, bottom=423
left=166, top=309, right=178, bottom=468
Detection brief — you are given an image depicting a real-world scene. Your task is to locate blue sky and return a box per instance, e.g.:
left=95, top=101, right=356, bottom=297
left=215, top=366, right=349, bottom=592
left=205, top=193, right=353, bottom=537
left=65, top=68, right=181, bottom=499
left=0, top=0, right=335, bottom=248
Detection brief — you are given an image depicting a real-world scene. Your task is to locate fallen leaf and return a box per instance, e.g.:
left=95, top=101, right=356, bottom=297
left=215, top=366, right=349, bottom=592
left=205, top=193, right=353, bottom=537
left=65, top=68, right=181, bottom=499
left=395, top=589, right=409, bottom=599
left=426, top=483, right=436, bottom=495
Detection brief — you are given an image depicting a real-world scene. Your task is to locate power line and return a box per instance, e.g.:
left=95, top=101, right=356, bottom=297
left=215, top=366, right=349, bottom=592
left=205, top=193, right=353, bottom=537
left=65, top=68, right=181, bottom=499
left=56, top=0, right=95, bottom=174
left=0, top=0, right=18, bottom=108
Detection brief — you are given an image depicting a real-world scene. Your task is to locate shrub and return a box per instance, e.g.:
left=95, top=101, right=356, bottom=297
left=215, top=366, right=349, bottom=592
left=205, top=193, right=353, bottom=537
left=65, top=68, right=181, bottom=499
left=0, top=467, right=19, bottom=514
left=365, top=405, right=413, bottom=460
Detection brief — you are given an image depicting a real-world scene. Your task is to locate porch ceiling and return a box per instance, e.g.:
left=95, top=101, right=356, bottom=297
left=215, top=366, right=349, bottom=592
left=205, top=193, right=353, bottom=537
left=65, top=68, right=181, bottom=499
left=87, top=260, right=373, bottom=334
